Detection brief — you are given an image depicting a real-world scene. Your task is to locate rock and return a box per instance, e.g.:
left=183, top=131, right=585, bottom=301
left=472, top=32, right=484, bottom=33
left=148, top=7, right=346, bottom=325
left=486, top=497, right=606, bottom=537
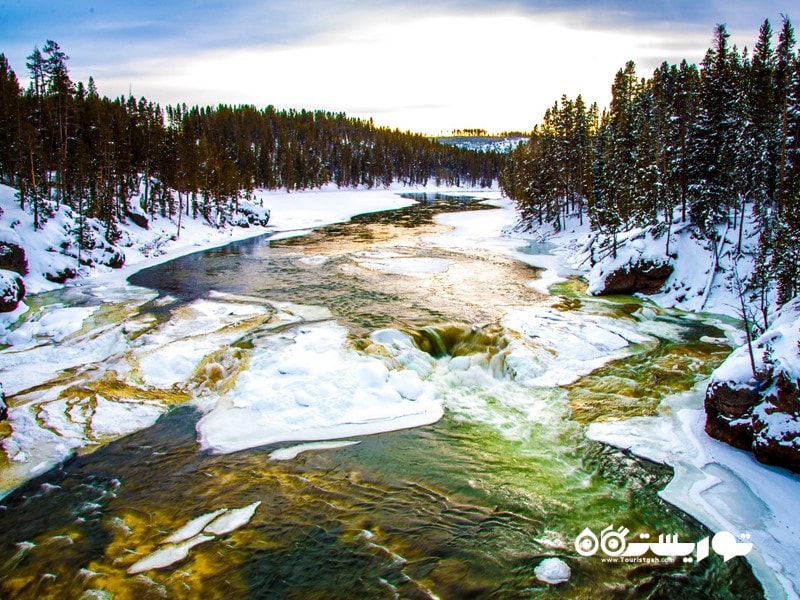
left=0, top=269, right=25, bottom=312
left=102, top=249, right=125, bottom=269
left=704, top=381, right=760, bottom=451
left=596, top=259, right=673, bottom=296
left=126, top=210, right=149, bottom=230
left=0, top=241, right=28, bottom=275
left=751, top=373, right=800, bottom=472
left=45, top=267, right=78, bottom=283
left=0, top=383, right=6, bottom=421
left=705, top=373, right=800, bottom=473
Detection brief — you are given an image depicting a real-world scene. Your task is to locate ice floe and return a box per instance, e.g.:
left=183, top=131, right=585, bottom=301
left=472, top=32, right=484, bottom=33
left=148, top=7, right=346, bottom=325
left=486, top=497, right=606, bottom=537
left=196, top=321, right=442, bottom=454
left=128, top=501, right=262, bottom=574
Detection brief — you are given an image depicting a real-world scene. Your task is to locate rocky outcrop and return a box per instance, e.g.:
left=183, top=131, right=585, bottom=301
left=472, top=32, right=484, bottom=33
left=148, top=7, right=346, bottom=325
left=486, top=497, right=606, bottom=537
left=594, top=259, right=673, bottom=296
left=126, top=210, right=149, bottom=230
left=704, top=297, right=800, bottom=473
left=0, top=241, right=28, bottom=275
left=0, top=270, right=25, bottom=312
left=704, top=380, right=761, bottom=451
left=705, top=372, right=800, bottom=473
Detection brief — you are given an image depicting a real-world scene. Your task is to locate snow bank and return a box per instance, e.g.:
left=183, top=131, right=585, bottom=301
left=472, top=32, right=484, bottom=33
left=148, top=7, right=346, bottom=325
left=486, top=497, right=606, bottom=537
left=588, top=401, right=800, bottom=600
left=507, top=208, right=765, bottom=320
left=712, top=297, right=800, bottom=387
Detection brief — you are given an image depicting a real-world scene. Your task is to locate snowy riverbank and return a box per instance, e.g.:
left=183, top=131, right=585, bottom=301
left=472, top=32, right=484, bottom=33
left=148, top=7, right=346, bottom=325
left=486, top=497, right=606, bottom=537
left=1, top=187, right=798, bottom=598
left=495, top=207, right=800, bottom=599
left=0, top=184, right=477, bottom=484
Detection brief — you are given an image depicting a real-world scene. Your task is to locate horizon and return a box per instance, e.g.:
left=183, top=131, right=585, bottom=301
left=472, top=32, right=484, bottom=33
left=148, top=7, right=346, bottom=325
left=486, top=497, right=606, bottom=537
left=0, top=1, right=794, bottom=135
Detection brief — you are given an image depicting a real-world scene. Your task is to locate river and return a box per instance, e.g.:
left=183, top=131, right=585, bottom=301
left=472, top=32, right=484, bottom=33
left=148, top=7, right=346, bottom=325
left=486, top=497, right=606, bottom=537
left=0, top=193, right=764, bottom=598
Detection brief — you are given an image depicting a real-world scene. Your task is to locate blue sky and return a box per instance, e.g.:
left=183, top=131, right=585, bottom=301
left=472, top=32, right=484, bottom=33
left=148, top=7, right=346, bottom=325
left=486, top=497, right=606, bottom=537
left=0, top=1, right=794, bottom=133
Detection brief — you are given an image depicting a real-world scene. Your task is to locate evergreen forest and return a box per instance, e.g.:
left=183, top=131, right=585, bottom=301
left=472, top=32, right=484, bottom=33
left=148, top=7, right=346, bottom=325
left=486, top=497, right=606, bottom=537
left=0, top=41, right=502, bottom=244
left=500, top=19, right=800, bottom=308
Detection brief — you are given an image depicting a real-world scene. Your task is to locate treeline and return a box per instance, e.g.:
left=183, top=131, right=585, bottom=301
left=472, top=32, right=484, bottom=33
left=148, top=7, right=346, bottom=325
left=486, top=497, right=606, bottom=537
left=500, top=19, right=800, bottom=306
left=0, top=41, right=502, bottom=241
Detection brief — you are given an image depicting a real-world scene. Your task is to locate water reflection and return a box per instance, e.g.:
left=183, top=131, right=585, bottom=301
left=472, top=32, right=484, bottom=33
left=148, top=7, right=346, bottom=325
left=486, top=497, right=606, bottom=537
left=0, top=194, right=763, bottom=598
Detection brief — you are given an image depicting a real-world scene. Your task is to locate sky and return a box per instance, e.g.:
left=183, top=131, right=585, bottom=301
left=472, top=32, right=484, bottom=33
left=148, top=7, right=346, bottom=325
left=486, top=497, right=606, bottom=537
left=0, top=1, right=794, bottom=134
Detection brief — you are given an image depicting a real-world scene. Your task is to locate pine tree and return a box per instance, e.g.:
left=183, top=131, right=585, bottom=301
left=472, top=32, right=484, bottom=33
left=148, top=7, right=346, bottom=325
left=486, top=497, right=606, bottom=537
left=689, top=24, right=742, bottom=237
left=0, top=54, right=22, bottom=186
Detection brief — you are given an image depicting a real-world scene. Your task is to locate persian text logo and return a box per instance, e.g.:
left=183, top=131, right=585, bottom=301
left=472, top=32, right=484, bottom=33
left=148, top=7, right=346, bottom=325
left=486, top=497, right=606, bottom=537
left=574, top=526, right=753, bottom=564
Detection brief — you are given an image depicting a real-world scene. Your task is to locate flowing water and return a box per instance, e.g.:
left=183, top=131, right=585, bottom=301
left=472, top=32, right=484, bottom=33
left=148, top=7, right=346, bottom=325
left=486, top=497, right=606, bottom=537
left=0, top=195, right=763, bottom=598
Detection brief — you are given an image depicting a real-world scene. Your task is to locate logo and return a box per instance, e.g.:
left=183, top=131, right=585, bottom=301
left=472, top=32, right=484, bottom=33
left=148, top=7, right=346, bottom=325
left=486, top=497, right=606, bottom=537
left=575, top=526, right=753, bottom=564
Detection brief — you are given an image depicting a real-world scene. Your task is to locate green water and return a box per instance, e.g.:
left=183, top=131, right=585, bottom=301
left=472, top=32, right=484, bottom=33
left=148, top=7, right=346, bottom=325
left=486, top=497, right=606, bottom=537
left=0, top=196, right=763, bottom=598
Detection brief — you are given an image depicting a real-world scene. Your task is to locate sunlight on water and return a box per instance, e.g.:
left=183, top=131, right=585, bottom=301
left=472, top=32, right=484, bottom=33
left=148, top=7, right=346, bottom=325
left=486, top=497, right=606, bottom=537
left=0, top=196, right=764, bottom=598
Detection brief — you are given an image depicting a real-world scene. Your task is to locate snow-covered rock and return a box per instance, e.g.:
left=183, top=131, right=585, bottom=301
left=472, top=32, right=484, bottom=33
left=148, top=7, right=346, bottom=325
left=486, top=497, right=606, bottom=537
left=0, top=239, right=27, bottom=274
left=534, top=557, right=571, bottom=585
left=0, top=269, right=25, bottom=313
left=591, top=257, right=673, bottom=296
left=705, top=297, right=800, bottom=472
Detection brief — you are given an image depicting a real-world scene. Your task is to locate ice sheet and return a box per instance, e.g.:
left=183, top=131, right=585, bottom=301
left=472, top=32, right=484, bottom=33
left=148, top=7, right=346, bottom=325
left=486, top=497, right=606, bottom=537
left=196, top=322, right=442, bottom=454
left=502, top=306, right=651, bottom=387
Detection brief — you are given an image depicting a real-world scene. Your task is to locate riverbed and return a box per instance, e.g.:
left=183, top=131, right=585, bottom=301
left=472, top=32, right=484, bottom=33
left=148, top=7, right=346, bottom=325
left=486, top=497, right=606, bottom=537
left=0, top=191, right=768, bottom=598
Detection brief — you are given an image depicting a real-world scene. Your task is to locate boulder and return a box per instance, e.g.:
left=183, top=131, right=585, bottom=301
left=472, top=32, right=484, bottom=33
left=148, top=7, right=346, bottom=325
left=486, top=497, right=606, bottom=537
left=45, top=267, right=78, bottom=284
left=704, top=381, right=760, bottom=451
left=126, top=210, right=149, bottom=230
left=0, top=269, right=25, bottom=312
left=0, top=241, right=28, bottom=275
left=705, top=373, right=800, bottom=473
left=596, top=259, right=673, bottom=296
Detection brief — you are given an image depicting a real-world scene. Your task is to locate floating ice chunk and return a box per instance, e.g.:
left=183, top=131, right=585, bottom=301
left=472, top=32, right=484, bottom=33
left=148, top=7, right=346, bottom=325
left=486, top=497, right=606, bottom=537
left=534, top=557, right=571, bottom=585
left=127, top=534, right=213, bottom=574
left=203, top=501, right=261, bottom=536
left=269, top=441, right=361, bottom=460
left=161, top=509, right=227, bottom=545
left=297, top=255, right=330, bottom=266
left=91, top=398, right=164, bottom=437
left=358, top=257, right=451, bottom=274
left=197, top=322, right=441, bottom=454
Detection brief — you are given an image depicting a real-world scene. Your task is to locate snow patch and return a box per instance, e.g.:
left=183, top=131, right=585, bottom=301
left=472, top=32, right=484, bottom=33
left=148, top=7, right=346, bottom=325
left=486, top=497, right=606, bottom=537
left=534, top=557, right=571, bottom=585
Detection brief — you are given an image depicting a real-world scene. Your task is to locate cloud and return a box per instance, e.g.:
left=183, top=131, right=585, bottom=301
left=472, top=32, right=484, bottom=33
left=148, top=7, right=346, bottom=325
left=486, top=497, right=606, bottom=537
left=1, top=0, right=794, bottom=132
left=84, top=11, right=711, bottom=132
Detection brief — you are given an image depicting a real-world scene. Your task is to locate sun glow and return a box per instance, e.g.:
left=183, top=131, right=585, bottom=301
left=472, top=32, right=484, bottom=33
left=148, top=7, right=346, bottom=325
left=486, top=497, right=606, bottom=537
left=98, top=13, right=707, bottom=134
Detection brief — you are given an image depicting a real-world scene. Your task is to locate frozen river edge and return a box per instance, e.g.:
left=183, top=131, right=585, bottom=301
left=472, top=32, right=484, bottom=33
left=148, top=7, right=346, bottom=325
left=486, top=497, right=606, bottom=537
left=0, top=186, right=798, bottom=599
